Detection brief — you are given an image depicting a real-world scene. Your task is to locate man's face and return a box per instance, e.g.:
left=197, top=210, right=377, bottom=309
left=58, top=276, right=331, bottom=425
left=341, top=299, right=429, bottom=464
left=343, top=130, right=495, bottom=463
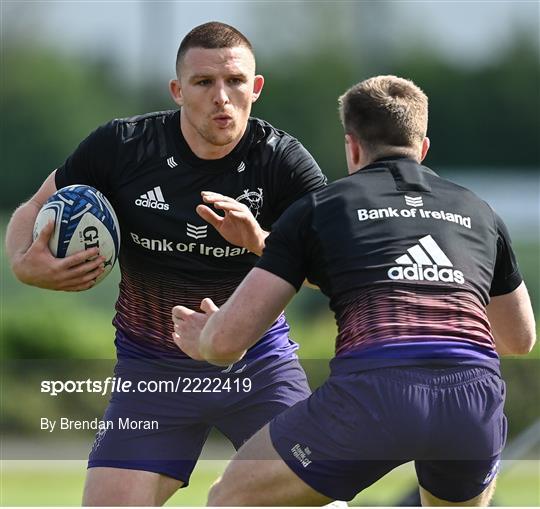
left=170, top=46, right=264, bottom=155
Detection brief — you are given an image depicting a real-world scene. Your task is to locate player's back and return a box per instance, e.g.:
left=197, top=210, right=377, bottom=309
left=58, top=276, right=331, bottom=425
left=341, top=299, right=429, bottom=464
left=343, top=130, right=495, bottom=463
left=299, top=157, right=519, bottom=369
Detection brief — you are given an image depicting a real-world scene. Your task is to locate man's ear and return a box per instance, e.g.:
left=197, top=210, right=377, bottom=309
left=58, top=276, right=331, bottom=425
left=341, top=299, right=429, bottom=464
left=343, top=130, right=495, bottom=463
left=348, top=134, right=362, bottom=163
left=252, top=75, right=264, bottom=103
left=345, top=134, right=362, bottom=173
left=420, top=137, right=430, bottom=161
left=169, top=79, right=183, bottom=107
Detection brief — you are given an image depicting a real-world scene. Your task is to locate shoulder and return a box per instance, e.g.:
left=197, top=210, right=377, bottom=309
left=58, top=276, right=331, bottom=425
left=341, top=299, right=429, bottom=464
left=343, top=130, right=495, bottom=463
left=105, top=110, right=176, bottom=144
left=248, top=117, right=306, bottom=153
left=428, top=170, right=497, bottom=221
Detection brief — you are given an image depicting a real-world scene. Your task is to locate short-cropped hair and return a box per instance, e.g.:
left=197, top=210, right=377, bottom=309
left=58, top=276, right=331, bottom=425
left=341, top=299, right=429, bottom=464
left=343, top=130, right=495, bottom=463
left=338, top=75, right=428, bottom=155
left=176, top=21, right=253, bottom=75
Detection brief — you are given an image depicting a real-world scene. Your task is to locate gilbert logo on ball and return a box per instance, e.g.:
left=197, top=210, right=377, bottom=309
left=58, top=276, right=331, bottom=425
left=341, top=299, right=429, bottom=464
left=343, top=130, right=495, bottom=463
left=33, top=185, right=121, bottom=285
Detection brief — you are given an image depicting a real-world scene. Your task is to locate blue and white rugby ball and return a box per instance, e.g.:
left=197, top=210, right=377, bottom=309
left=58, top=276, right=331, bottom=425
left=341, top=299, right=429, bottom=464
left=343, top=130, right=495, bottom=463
left=33, top=185, right=121, bottom=284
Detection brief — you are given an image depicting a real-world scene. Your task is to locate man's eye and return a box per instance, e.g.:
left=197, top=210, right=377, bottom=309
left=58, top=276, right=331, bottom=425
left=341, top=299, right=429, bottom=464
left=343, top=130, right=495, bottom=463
left=228, top=78, right=244, bottom=85
left=197, top=79, right=211, bottom=86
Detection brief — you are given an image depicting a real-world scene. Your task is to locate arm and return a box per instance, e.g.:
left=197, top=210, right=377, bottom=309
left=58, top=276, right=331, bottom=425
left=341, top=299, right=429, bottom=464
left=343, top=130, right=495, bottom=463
left=201, top=268, right=296, bottom=364
left=5, top=171, right=105, bottom=291
left=486, top=212, right=535, bottom=355
left=487, top=282, right=536, bottom=355
left=172, top=268, right=296, bottom=366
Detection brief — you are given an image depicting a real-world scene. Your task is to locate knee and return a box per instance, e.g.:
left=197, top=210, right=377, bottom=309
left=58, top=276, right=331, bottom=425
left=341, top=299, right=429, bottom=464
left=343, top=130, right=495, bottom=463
left=207, top=478, right=229, bottom=506
left=208, top=478, right=249, bottom=507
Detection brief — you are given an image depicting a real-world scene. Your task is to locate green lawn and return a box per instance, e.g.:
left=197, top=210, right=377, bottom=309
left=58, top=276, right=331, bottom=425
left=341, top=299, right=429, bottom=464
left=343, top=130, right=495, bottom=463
left=1, top=459, right=538, bottom=506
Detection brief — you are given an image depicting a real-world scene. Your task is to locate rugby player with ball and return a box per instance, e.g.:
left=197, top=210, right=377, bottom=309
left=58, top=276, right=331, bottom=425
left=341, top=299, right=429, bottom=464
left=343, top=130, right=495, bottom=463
left=6, top=22, right=328, bottom=506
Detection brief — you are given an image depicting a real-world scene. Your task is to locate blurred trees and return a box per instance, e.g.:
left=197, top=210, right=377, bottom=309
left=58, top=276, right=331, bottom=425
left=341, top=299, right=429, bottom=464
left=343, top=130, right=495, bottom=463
left=1, top=44, right=140, bottom=208
left=1, top=31, right=538, bottom=210
left=393, top=34, right=540, bottom=168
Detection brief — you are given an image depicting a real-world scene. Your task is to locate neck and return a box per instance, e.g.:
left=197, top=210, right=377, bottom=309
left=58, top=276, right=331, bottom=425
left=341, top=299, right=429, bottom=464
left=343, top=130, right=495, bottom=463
left=179, top=110, right=245, bottom=160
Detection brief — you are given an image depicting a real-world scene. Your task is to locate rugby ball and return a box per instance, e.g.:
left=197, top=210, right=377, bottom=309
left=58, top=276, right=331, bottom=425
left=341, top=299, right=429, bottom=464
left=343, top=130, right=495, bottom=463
left=33, top=185, right=121, bottom=285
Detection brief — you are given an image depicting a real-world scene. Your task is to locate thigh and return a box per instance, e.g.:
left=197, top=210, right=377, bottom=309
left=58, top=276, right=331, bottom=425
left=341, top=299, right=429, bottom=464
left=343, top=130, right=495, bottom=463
left=416, top=457, right=501, bottom=504
left=419, top=477, right=498, bottom=507
left=215, top=357, right=312, bottom=448
left=419, top=368, right=507, bottom=461
left=413, top=368, right=506, bottom=503
left=83, top=466, right=182, bottom=506
left=268, top=376, right=406, bottom=501
left=208, top=425, right=333, bottom=507
left=88, top=391, right=212, bottom=487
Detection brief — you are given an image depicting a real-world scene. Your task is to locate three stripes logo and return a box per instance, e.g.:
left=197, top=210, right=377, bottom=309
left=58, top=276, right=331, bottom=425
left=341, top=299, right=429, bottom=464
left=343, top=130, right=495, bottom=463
left=167, top=156, right=178, bottom=168
left=405, top=195, right=423, bottom=207
left=186, top=223, right=207, bottom=239
left=135, top=186, right=170, bottom=211
left=236, top=161, right=246, bottom=173
left=387, top=234, right=465, bottom=284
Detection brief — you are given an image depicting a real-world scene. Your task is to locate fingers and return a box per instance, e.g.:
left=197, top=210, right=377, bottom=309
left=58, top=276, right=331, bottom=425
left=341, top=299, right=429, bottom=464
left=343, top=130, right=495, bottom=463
left=61, top=248, right=101, bottom=269
left=172, top=331, right=181, bottom=345
left=211, top=201, right=248, bottom=213
left=61, top=279, right=99, bottom=292
left=172, top=305, right=197, bottom=322
left=201, top=192, right=250, bottom=214
left=64, top=255, right=105, bottom=277
left=34, top=220, right=55, bottom=246
left=200, top=298, right=219, bottom=314
left=59, top=262, right=105, bottom=289
left=196, top=205, right=223, bottom=229
left=201, top=191, right=237, bottom=204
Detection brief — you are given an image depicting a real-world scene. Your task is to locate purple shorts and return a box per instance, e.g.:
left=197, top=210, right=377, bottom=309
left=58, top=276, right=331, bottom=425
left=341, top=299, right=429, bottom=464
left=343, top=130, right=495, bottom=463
left=88, top=355, right=311, bottom=485
left=270, top=366, right=506, bottom=502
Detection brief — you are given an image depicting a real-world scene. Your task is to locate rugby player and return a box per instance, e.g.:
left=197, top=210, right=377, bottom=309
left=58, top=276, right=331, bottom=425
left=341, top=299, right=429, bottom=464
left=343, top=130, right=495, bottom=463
left=5, top=22, right=327, bottom=505
left=172, top=75, right=536, bottom=506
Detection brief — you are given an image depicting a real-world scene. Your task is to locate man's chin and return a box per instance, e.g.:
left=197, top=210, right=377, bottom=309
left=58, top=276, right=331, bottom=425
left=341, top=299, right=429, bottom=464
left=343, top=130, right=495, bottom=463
left=206, top=130, right=240, bottom=147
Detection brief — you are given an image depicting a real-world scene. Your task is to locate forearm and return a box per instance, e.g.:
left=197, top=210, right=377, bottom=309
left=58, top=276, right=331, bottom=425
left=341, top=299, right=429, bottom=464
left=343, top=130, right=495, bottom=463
left=199, top=310, right=248, bottom=366
left=6, top=201, right=41, bottom=270
left=7, top=170, right=57, bottom=272
left=198, top=269, right=297, bottom=366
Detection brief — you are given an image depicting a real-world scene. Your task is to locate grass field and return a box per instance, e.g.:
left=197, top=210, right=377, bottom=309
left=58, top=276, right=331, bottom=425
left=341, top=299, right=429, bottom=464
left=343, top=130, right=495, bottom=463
left=1, top=459, right=538, bottom=506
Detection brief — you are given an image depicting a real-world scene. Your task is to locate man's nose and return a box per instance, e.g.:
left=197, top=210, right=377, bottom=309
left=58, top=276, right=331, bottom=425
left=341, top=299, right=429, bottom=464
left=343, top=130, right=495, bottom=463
left=213, top=83, right=229, bottom=106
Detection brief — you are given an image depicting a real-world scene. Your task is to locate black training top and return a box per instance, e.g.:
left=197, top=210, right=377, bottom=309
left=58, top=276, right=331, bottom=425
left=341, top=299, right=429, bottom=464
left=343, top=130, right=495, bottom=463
left=257, top=157, right=522, bottom=370
left=55, top=110, right=327, bottom=357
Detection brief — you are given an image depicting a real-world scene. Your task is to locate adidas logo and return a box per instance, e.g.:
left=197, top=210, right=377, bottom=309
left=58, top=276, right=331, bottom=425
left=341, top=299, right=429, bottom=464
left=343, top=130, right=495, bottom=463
left=167, top=156, right=178, bottom=168
left=135, top=186, right=170, bottom=211
left=186, top=223, right=207, bottom=239
left=405, top=195, right=423, bottom=207
left=236, top=161, right=246, bottom=173
left=387, top=234, right=465, bottom=284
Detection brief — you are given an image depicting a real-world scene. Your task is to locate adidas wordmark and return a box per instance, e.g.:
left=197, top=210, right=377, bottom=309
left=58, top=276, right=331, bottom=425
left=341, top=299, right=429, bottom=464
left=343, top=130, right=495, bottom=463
left=135, top=186, right=170, bottom=211
left=387, top=235, right=465, bottom=284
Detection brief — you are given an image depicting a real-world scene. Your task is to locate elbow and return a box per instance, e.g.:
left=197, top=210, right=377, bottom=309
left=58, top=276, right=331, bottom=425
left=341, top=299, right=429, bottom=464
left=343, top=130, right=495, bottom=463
left=504, top=332, right=537, bottom=355
left=10, top=256, right=30, bottom=285
left=515, top=333, right=536, bottom=355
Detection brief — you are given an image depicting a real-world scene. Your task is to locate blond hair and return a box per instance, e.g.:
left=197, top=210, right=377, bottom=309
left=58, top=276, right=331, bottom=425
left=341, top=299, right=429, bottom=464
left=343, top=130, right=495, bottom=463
left=338, top=75, right=428, bottom=159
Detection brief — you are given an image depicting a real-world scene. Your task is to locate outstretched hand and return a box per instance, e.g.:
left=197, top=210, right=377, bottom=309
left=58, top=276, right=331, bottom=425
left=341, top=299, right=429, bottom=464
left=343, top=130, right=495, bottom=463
left=196, top=192, right=268, bottom=256
left=172, top=298, right=219, bottom=360
left=13, top=220, right=106, bottom=292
